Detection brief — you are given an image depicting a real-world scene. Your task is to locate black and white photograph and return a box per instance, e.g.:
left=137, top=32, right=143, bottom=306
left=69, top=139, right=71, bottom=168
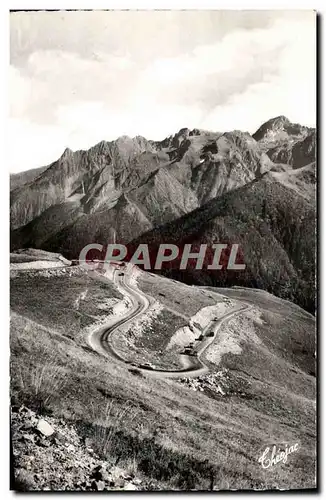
left=9, top=8, right=317, bottom=491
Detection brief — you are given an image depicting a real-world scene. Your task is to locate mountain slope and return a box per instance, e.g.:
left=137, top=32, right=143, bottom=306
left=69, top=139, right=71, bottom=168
left=10, top=125, right=276, bottom=232
left=10, top=165, right=49, bottom=191
left=11, top=117, right=314, bottom=248
left=128, top=173, right=316, bottom=313
left=10, top=117, right=316, bottom=312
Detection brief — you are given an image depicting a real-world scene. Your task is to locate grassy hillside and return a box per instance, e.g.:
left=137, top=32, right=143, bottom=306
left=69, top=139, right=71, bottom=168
left=10, top=267, right=316, bottom=490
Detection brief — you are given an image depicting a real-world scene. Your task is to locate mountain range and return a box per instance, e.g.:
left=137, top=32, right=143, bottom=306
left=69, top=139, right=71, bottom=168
left=10, top=116, right=316, bottom=313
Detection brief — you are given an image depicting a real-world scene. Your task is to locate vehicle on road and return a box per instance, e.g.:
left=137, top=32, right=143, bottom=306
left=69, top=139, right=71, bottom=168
left=182, top=348, right=196, bottom=356
left=138, top=362, right=155, bottom=370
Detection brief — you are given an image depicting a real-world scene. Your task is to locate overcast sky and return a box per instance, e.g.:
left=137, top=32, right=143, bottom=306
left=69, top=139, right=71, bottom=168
left=10, top=10, right=316, bottom=173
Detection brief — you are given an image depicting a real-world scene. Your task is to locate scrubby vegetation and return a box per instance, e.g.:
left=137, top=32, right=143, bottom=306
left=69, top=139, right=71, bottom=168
left=10, top=269, right=316, bottom=490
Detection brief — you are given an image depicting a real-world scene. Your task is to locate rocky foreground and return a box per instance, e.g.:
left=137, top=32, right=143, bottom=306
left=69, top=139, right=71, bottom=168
left=11, top=406, right=148, bottom=491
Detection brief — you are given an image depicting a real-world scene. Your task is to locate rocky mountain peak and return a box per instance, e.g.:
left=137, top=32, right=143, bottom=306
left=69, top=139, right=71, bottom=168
left=252, top=116, right=315, bottom=168
left=269, top=115, right=291, bottom=126
left=60, top=147, right=74, bottom=159
left=253, top=116, right=292, bottom=142
left=10, top=116, right=315, bottom=240
left=171, top=128, right=191, bottom=148
left=91, top=140, right=111, bottom=153
left=253, top=115, right=314, bottom=146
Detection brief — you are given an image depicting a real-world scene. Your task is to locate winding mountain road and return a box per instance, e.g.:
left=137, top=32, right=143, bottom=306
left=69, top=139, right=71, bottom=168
left=88, top=265, right=249, bottom=379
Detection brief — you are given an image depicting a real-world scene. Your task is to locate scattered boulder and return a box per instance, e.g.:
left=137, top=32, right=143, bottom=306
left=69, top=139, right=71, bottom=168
left=22, top=434, right=35, bottom=443
left=124, top=483, right=138, bottom=491
left=36, top=419, right=54, bottom=437
left=91, top=480, right=106, bottom=491
left=114, top=477, right=125, bottom=488
left=91, top=465, right=111, bottom=482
